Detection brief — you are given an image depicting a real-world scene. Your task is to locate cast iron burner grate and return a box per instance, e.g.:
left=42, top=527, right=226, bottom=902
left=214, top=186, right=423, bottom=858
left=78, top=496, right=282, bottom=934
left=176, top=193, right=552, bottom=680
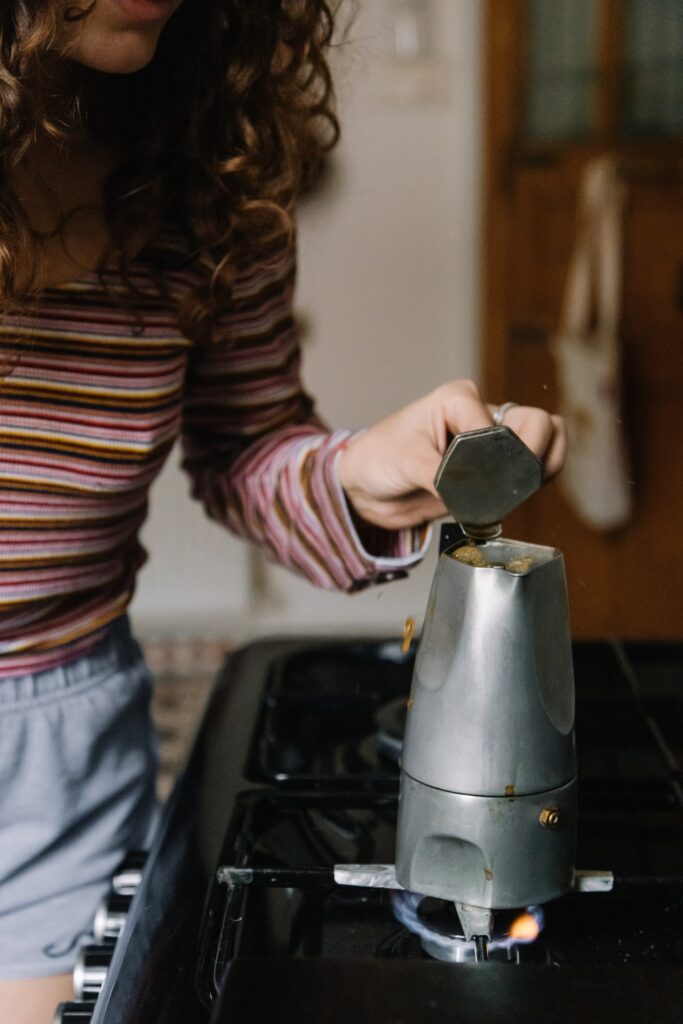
left=198, top=638, right=683, bottom=999
left=207, top=790, right=683, bottom=980
left=90, top=637, right=683, bottom=1024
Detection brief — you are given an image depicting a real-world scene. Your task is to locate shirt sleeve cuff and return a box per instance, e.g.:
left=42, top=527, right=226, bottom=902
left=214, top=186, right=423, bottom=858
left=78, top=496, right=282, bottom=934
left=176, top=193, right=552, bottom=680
left=326, top=431, right=433, bottom=584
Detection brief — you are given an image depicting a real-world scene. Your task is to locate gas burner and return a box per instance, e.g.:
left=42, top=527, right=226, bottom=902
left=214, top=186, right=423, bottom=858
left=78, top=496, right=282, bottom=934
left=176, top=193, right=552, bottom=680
left=252, top=642, right=414, bottom=787
left=390, top=893, right=550, bottom=964
left=374, top=698, right=406, bottom=763
left=337, top=698, right=407, bottom=777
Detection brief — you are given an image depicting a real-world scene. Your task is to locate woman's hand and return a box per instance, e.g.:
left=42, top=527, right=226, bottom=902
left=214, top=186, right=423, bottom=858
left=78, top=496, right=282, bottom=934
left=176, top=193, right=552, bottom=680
left=337, top=380, right=566, bottom=531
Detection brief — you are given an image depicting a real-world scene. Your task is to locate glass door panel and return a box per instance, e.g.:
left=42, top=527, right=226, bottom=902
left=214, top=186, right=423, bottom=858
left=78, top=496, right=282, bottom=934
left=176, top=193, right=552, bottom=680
left=524, top=0, right=599, bottom=141
left=622, top=0, right=683, bottom=138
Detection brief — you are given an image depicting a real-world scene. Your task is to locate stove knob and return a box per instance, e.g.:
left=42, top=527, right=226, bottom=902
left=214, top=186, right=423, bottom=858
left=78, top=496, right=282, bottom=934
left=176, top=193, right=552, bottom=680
left=93, top=891, right=132, bottom=943
left=112, top=850, right=148, bottom=895
left=51, top=1002, right=96, bottom=1024
left=73, top=944, right=114, bottom=1001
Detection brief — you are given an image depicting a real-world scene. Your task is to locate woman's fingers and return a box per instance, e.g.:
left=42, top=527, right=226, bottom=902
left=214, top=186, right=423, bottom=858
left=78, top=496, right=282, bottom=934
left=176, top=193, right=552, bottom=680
left=391, top=494, right=447, bottom=529
left=338, top=381, right=568, bottom=535
left=435, top=380, right=494, bottom=446
left=503, top=406, right=552, bottom=458
left=415, top=402, right=567, bottom=498
left=500, top=406, right=566, bottom=480
left=542, top=415, right=567, bottom=481
left=500, top=404, right=569, bottom=478
left=363, top=491, right=447, bottom=530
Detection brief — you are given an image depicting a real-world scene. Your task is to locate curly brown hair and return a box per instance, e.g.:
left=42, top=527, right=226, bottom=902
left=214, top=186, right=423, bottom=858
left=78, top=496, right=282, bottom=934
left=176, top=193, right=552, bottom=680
left=0, top=0, right=342, bottom=343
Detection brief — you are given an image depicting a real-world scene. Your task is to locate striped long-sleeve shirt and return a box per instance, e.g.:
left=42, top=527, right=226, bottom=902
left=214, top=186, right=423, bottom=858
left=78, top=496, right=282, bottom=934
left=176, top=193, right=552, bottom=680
left=0, top=235, right=430, bottom=677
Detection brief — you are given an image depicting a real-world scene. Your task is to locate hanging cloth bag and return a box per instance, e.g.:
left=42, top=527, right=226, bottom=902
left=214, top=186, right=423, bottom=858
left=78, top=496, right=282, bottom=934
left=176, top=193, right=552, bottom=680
left=550, top=156, right=633, bottom=530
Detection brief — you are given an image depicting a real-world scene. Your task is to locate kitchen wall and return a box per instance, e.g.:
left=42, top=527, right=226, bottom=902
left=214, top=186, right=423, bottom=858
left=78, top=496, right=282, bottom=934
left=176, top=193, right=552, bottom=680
left=130, top=0, right=483, bottom=641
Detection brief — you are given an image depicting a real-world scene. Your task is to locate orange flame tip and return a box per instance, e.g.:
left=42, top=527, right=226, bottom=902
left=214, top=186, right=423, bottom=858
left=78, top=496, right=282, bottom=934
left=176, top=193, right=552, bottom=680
left=508, top=912, right=540, bottom=943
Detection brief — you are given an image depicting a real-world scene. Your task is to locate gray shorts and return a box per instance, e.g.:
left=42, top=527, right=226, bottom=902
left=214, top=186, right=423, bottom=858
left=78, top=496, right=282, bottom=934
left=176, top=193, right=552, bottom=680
left=0, top=617, right=158, bottom=980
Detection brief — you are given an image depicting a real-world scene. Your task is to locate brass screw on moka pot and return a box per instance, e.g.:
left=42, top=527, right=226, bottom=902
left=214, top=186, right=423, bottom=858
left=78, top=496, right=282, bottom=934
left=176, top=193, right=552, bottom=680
left=539, top=807, right=562, bottom=830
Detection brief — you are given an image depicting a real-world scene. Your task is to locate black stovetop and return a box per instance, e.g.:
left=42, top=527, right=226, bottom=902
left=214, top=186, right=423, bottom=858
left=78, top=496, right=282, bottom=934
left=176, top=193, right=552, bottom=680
left=91, top=638, right=683, bottom=1024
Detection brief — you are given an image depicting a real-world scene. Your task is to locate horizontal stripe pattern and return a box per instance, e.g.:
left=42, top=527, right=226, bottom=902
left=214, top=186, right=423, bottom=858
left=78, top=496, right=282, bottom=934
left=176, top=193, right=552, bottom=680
left=0, top=235, right=429, bottom=676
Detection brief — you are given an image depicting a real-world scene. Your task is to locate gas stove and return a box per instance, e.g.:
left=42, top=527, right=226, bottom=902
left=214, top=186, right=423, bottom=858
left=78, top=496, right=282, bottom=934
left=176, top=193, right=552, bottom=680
left=56, top=637, right=683, bottom=1023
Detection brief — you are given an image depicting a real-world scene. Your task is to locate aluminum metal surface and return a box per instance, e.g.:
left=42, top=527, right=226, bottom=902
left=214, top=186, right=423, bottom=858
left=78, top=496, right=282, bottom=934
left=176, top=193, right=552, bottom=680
left=333, top=864, right=404, bottom=889
left=401, top=538, right=576, bottom=796
left=93, top=893, right=131, bottom=943
left=395, top=776, right=577, bottom=908
left=434, top=427, right=543, bottom=537
left=73, top=945, right=113, bottom=1001
left=453, top=903, right=495, bottom=942
left=420, top=936, right=478, bottom=962
left=573, top=870, right=614, bottom=892
left=111, top=851, right=147, bottom=897
left=51, top=1004, right=96, bottom=1024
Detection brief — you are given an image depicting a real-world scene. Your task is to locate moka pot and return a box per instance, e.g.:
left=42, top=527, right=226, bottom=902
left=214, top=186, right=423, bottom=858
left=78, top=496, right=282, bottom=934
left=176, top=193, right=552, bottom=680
left=395, top=427, right=577, bottom=927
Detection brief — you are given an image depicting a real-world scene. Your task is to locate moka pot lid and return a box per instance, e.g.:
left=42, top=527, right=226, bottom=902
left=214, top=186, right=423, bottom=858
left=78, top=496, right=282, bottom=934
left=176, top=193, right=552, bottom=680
left=434, top=426, right=544, bottom=539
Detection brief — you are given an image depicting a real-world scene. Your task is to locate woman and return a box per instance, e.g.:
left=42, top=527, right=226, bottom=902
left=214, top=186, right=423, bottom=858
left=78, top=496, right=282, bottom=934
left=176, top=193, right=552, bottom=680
left=0, top=2, right=565, bottom=1020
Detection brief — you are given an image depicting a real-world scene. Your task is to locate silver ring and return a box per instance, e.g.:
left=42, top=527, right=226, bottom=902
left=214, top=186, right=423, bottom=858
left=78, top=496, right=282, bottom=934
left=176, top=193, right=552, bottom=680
left=493, top=401, right=518, bottom=427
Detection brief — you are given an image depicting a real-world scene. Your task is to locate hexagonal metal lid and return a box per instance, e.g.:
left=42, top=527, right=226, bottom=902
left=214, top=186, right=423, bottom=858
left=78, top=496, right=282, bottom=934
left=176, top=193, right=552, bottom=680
left=434, top=426, right=543, bottom=539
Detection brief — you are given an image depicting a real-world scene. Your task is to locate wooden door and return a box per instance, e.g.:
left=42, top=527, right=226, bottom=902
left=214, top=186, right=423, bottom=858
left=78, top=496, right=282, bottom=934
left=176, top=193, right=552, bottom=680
left=483, top=0, right=683, bottom=638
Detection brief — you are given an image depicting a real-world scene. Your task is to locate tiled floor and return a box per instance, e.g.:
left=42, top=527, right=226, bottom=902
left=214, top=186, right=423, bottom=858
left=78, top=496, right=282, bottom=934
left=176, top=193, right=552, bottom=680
left=144, top=637, right=230, bottom=800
